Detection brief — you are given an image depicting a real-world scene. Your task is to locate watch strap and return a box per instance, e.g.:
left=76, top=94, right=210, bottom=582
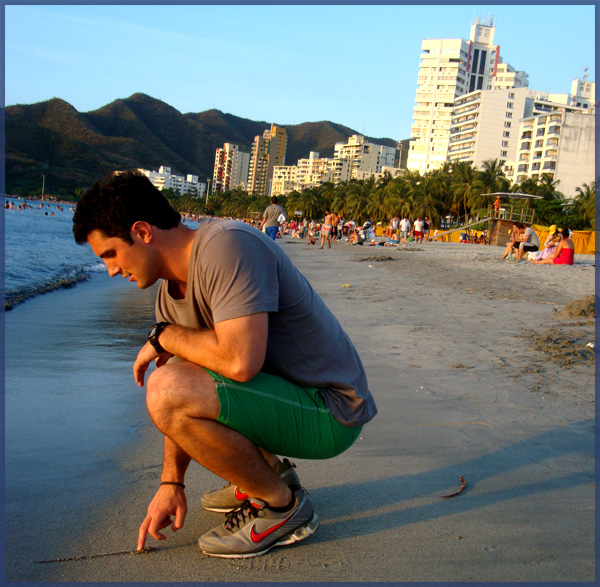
left=148, top=321, right=170, bottom=354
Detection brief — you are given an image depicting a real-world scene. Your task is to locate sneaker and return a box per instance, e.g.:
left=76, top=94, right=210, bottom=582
left=198, top=486, right=319, bottom=558
left=200, top=459, right=300, bottom=513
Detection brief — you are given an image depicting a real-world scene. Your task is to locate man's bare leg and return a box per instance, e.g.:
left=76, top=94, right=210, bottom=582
left=145, top=361, right=291, bottom=507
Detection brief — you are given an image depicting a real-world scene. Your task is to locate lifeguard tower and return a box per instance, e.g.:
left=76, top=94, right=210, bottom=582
left=432, top=192, right=543, bottom=246
left=485, top=192, right=543, bottom=247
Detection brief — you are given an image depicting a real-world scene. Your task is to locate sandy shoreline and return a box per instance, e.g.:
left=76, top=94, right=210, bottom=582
left=5, top=237, right=595, bottom=582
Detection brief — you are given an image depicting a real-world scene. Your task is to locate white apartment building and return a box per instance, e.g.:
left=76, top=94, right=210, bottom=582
left=212, top=143, right=250, bottom=193
left=507, top=100, right=595, bottom=199
left=407, top=17, right=529, bottom=173
left=271, top=153, right=352, bottom=196
left=138, top=165, right=206, bottom=197
left=271, top=166, right=298, bottom=196
left=333, top=135, right=396, bottom=179
left=448, top=87, right=534, bottom=168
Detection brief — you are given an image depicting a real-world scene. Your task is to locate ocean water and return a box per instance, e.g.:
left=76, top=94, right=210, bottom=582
left=4, top=197, right=203, bottom=309
left=4, top=199, right=103, bottom=308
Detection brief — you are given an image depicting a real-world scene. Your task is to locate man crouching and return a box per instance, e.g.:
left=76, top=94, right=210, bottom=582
left=72, top=171, right=377, bottom=558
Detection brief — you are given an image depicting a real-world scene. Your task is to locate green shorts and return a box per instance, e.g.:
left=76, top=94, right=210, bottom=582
left=205, top=369, right=361, bottom=460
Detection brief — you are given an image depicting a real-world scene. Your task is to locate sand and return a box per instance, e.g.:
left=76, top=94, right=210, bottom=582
left=4, top=238, right=595, bottom=582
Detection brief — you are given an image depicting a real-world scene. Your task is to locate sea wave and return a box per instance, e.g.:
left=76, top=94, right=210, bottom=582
left=5, top=267, right=93, bottom=311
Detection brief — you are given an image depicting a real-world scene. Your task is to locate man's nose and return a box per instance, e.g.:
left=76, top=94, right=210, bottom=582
left=106, top=263, right=120, bottom=277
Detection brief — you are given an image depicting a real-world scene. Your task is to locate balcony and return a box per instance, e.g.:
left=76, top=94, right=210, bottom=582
left=517, top=164, right=528, bottom=173
left=520, top=142, right=531, bottom=150
left=521, top=131, right=532, bottom=139
left=542, top=162, right=556, bottom=170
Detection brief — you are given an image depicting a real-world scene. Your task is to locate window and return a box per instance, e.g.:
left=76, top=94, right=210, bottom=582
left=507, top=102, right=514, bottom=109
left=504, top=121, right=512, bottom=128
left=506, top=112, right=513, bottom=118
left=501, top=150, right=508, bottom=157
left=503, top=131, right=511, bottom=137
left=502, top=140, right=509, bottom=147
left=509, top=92, right=515, bottom=99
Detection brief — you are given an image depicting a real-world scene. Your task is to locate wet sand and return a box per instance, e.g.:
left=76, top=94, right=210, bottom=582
left=4, top=238, right=595, bottom=582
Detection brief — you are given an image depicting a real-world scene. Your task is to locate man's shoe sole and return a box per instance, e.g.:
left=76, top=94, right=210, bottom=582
left=199, top=513, right=320, bottom=559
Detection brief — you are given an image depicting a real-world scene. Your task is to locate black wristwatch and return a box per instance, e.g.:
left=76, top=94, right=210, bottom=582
left=148, top=321, right=170, bottom=354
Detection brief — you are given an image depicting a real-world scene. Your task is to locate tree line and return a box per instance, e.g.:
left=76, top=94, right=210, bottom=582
left=165, top=160, right=594, bottom=231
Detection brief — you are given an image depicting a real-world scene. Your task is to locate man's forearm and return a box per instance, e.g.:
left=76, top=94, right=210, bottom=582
left=154, top=315, right=267, bottom=382
left=162, top=435, right=191, bottom=484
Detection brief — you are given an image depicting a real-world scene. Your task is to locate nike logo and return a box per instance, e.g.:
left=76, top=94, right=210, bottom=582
left=250, top=513, right=295, bottom=543
left=235, top=487, right=248, bottom=500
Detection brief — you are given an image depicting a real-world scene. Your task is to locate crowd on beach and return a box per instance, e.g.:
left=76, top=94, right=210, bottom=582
left=5, top=195, right=578, bottom=267
left=502, top=221, right=575, bottom=265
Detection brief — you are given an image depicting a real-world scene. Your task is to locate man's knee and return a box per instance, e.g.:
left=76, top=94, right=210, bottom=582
left=146, top=362, right=219, bottom=428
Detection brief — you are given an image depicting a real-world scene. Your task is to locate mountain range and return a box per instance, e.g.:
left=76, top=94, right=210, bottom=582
left=5, top=92, right=398, bottom=196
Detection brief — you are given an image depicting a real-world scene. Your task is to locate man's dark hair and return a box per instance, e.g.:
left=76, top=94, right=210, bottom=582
left=73, top=170, right=181, bottom=244
left=271, top=196, right=278, bottom=204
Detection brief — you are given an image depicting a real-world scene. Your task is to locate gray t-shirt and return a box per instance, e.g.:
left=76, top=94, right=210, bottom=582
left=523, top=227, right=540, bottom=247
left=262, top=204, right=284, bottom=228
left=155, top=219, right=376, bottom=427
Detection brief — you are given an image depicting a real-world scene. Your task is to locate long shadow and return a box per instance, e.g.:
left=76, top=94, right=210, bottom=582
left=308, top=418, right=595, bottom=541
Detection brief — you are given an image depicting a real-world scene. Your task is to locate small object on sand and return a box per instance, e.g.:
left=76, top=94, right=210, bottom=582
left=341, top=284, right=352, bottom=288
left=441, top=475, right=466, bottom=499
left=586, top=342, right=595, bottom=349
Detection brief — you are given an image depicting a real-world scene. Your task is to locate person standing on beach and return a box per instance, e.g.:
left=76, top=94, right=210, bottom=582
left=260, top=196, right=285, bottom=241
left=399, top=215, right=411, bottom=245
left=319, top=209, right=334, bottom=249
left=72, top=171, right=376, bottom=559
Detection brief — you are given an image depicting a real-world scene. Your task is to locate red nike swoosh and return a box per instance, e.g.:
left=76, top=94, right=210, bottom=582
left=235, top=487, right=248, bottom=500
left=250, top=512, right=295, bottom=543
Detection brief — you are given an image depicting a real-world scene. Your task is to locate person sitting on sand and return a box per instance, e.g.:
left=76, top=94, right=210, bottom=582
left=502, top=222, right=540, bottom=261
left=72, top=171, right=376, bottom=559
left=530, top=227, right=574, bottom=265
left=531, top=225, right=560, bottom=261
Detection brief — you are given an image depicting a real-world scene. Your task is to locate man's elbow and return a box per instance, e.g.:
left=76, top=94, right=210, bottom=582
left=228, top=358, right=263, bottom=382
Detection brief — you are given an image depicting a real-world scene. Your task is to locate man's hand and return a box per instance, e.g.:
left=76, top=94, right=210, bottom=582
left=137, top=484, right=187, bottom=551
left=133, top=342, right=172, bottom=387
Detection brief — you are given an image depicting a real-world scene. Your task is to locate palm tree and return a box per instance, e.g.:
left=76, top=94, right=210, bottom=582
left=345, top=180, right=371, bottom=224
left=451, top=162, right=483, bottom=225
left=573, top=181, right=596, bottom=227
left=536, top=174, right=564, bottom=201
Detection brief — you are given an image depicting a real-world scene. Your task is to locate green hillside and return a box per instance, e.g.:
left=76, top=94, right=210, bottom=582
left=5, top=93, right=399, bottom=197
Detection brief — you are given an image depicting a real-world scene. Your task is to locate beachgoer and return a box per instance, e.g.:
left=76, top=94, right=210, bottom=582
left=399, top=215, right=411, bottom=245
left=502, top=222, right=539, bottom=261
left=413, top=217, right=424, bottom=244
left=260, top=196, right=285, bottom=241
left=422, top=216, right=431, bottom=243
left=319, top=209, right=333, bottom=249
left=531, top=225, right=560, bottom=261
left=530, top=227, right=574, bottom=265
left=331, top=211, right=340, bottom=242
left=493, top=196, right=501, bottom=218
left=72, top=171, right=376, bottom=559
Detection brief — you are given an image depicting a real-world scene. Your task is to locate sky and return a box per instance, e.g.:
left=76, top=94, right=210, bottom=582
left=4, top=3, right=597, bottom=141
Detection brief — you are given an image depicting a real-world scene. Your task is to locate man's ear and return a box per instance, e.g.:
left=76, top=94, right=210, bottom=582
left=130, top=221, right=154, bottom=244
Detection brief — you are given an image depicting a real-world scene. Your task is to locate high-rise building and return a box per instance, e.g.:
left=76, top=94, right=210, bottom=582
left=407, top=17, right=528, bottom=173
left=212, top=143, right=250, bottom=193
left=333, top=135, right=396, bottom=179
left=448, top=87, right=535, bottom=168
left=247, top=124, right=287, bottom=196
left=506, top=84, right=595, bottom=199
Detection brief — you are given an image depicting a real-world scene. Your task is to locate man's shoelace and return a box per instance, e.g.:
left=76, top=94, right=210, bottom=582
left=224, top=500, right=261, bottom=532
